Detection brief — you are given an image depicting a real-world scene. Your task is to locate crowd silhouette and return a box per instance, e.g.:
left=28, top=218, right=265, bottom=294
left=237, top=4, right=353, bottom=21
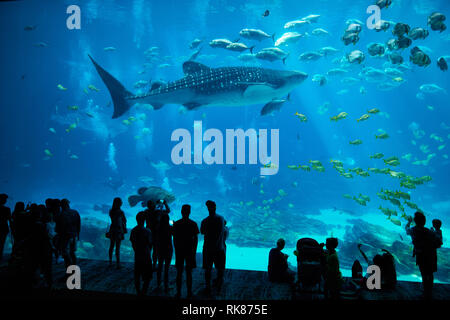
left=0, top=192, right=444, bottom=300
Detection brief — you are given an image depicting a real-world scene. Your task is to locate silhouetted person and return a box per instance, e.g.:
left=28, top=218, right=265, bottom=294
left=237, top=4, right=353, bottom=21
left=32, top=204, right=53, bottom=288
left=201, top=200, right=228, bottom=294
left=130, top=211, right=153, bottom=296
left=352, top=260, right=363, bottom=279
left=173, top=204, right=199, bottom=298
left=406, top=211, right=441, bottom=299
left=108, top=197, right=127, bottom=269
left=431, top=219, right=443, bottom=248
left=60, top=199, right=80, bottom=268
left=155, top=200, right=173, bottom=291
left=145, top=199, right=170, bottom=269
left=268, top=238, right=294, bottom=283
left=44, top=199, right=57, bottom=258
left=10, top=201, right=27, bottom=251
left=0, top=194, right=11, bottom=261
left=323, top=237, right=342, bottom=300
left=51, top=199, right=63, bottom=263
left=357, top=244, right=396, bottom=290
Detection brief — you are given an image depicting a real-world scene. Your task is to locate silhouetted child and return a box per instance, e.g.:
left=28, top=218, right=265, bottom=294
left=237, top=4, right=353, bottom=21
left=431, top=219, right=443, bottom=248
left=323, top=237, right=342, bottom=300
left=268, top=238, right=294, bottom=283
left=130, top=211, right=153, bottom=296
left=173, top=204, right=199, bottom=298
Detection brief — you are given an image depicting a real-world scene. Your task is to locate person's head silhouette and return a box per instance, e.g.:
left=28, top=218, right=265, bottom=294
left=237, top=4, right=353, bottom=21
left=136, top=211, right=146, bottom=226
left=112, top=197, right=122, bottom=209
left=276, top=238, right=285, bottom=250
left=61, top=199, right=70, bottom=210
left=181, top=204, right=191, bottom=218
left=326, top=237, right=338, bottom=252
left=146, top=200, right=155, bottom=210
left=432, top=219, right=442, bottom=230
left=414, top=211, right=426, bottom=227
left=0, top=193, right=8, bottom=205
left=14, top=202, right=25, bottom=212
left=206, top=200, right=216, bottom=215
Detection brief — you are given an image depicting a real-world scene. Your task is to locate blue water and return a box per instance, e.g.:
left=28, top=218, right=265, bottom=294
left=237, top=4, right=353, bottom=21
left=1, top=0, right=449, bottom=282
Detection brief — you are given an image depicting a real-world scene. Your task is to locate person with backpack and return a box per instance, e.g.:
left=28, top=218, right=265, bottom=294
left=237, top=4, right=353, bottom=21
left=406, top=211, right=441, bottom=299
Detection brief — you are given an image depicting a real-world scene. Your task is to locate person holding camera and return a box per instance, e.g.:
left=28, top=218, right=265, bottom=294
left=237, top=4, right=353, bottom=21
left=153, top=199, right=172, bottom=291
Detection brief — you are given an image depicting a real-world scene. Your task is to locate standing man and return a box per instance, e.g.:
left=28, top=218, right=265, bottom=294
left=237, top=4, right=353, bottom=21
left=130, top=211, right=153, bottom=296
left=0, top=194, right=11, bottom=262
left=173, top=204, right=199, bottom=298
left=60, top=199, right=80, bottom=268
left=201, top=200, right=228, bottom=294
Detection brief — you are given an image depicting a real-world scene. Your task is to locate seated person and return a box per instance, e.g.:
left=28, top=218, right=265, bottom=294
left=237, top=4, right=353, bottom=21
left=268, top=239, right=294, bottom=283
left=358, top=244, right=397, bottom=290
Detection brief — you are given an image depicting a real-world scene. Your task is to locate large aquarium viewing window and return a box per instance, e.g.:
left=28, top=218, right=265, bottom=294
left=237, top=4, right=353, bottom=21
left=0, top=0, right=449, bottom=306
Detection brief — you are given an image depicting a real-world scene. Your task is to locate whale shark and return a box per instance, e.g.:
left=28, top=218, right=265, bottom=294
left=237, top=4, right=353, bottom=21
left=88, top=55, right=308, bottom=118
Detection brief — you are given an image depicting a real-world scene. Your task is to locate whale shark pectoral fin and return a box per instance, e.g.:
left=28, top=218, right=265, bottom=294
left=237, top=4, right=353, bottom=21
left=241, top=83, right=277, bottom=98
left=183, top=102, right=202, bottom=110
left=182, top=61, right=211, bottom=75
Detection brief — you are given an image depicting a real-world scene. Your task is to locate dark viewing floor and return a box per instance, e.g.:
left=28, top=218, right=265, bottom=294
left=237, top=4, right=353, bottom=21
left=1, top=257, right=449, bottom=300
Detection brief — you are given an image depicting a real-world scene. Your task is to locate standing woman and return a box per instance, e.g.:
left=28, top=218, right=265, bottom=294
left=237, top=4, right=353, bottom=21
left=108, top=197, right=127, bottom=269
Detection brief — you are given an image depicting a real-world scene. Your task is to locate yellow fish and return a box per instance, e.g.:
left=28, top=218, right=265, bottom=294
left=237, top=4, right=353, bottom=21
left=357, top=114, right=370, bottom=122
left=65, top=123, right=77, bottom=132
left=57, top=84, right=67, bottom=91
left=375, top=133, right=389, bottom=139
left=330, top=112, right=348, bottom=122
left=367, top=108, right=380, bottom=114
left=294, top=112, right=307, bottom=122
left=88, top=84, right=100, bottom=92
left=349, top=139, right=363, bottom=145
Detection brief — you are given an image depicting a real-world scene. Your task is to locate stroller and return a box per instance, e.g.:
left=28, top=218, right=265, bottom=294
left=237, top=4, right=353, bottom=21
left=296, top=238, right=324, bottom=291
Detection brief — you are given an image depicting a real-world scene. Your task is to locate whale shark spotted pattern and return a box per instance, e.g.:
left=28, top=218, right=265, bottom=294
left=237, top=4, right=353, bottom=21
left=89, top=55, right=308, bottom=118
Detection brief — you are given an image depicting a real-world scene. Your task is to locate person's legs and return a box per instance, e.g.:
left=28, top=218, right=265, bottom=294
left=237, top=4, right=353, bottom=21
left=69, top=237, right=77, bottom=265
left=186, top=267, right=193, bottom=297
left=61, top=236, right=71, bottom=268
left=152, top=245, right=158, bottom=270
left=205, top=268, right=212, bottom=292
left=42, top=252, right=53, bottom=288
left=157, top=254, right=163, bottom=287
left=142, top=267, right=151, bottom=295
left=115, top=239, right=121, bottom=267
left=214, top=250, right=225, bottom=290
left=176, top=265, right=183, bottom=297
left=108, top=239, right=115, bottom=265
left=0, top=232, right=7, bottom=261
left=424, top=273, right=433, bottom=299
left=164, top=249, right=173, bottom=290
left=134, top=263, right=141, bottom=295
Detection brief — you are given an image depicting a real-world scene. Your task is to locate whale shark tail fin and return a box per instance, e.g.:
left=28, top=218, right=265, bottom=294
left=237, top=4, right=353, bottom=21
left=88, top=55, right=132, bottom=119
